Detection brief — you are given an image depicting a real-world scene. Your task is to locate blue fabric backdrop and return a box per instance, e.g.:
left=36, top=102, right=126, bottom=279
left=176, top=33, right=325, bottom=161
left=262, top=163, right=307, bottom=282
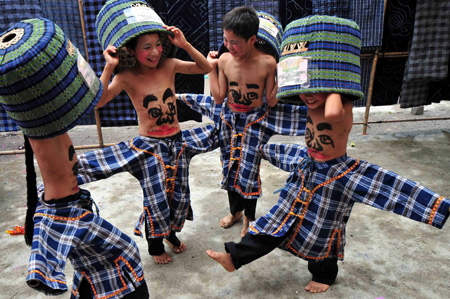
left=3, top=0, right=440, bottom=133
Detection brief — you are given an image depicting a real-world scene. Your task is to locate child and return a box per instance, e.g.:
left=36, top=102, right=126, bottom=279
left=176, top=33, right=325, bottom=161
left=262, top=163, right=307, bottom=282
left=206, top=15, right=450, bottom=294
left=77, top=0, right=217, bottom=264
left=180, top=8, right=307, bottom=237
left=208, top=6, right=278, bottom=108
left=0, top=18, right=149, bottom=298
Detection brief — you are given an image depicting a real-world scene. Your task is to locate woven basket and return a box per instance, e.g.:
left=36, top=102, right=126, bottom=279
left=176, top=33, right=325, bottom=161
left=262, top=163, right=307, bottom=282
left=96, top=0, right=175, bottom=72
left=277, top=15, right=363, bottom=104
left=0, top=18, right=101, bottom=139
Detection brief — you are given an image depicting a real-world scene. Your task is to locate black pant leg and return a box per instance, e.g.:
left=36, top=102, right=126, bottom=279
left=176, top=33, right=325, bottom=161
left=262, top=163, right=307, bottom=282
left=243, top=197, right=257, bottom=220
left=228, top=190, right=245, bottom=215
left=78, top=278, right=92, bottom=298
left=225, top=232, right=286, bottom=270
left=122, top=280, right=149, bottom=299
left=144, top=218, right=165, bottom=256
left=307, top=257, right=339, bottom=285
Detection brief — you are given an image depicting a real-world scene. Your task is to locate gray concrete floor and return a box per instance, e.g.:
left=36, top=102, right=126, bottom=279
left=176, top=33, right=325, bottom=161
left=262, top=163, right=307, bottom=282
left=1, top=102, right=450, bottom=298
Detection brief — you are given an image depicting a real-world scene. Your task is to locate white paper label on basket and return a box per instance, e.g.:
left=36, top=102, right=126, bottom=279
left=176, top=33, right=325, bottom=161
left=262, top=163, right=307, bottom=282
left=77, top=49, right=96, bottom=89
left=277, top=56, right=309, bottom=88
left=124, top=7, right=164, bottom=25
left=259, top=18, right=279, bottom=39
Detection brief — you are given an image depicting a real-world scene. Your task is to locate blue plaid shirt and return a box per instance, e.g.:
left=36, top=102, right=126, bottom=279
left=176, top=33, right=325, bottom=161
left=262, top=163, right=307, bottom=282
left=78, top=125, right=218, bottom=238
left=179, top=94, right=307, bottom=199
left=253, top=143, right=450, bottom=261
left=27, top=187, right=146, bottom=298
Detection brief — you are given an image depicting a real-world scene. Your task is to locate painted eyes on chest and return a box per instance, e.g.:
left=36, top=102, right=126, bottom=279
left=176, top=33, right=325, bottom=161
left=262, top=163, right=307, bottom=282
left=228, top=82, right=260, bottom=106
left=143, top=88, right=176, bottom=125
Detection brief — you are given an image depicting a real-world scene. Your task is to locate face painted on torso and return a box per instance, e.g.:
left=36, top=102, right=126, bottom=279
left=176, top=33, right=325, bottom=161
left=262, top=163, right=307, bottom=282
left=305, top=115, right=336, bottom=161
left=142, top=87, right=178, bottom=136
left=227, top=81, right=260, bottom=112
left=303, top=100, right=352, bottom=162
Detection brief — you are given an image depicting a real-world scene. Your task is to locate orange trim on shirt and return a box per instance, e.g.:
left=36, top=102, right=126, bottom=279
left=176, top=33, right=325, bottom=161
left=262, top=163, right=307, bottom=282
left=429, top=196, right=444, bottom=225
left=34, top=211, right=91, bottom=221
left=220, top=109, right=269, bottom=197
left=283, top=158, right=360, bottom=257
left=73, top=256, right=145, bottom=299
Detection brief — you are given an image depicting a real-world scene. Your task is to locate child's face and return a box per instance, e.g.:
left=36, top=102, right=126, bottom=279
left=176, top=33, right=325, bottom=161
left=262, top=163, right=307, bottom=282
left=299, top=93, right=327, bottom=109
left=133, top=33, right=163, bottom=67
left=223, top=30, right=253, bottom=58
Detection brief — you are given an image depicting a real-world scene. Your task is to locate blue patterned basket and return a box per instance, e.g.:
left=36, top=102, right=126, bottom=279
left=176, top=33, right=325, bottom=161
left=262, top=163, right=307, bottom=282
left=96, top=0, right=175, bottom=72
left=277, top=15, right=364, bottom=104
left=219, top=11, right=283, bottom=61
left=0, top=18, right=101, bottom=139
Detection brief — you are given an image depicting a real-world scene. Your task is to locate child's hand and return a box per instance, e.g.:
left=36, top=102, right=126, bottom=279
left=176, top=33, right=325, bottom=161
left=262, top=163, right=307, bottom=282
left=207, top=51, right=219, bottom=68
left=103, top=45, right=119, bottom=68
left=164, top=25, right=188, bottom=48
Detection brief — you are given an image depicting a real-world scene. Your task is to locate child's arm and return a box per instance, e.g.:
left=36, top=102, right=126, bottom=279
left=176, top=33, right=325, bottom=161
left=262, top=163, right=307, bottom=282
left=350, top=161, right=450, bottom=229
left=97, top=45, right=125, bottom=108
left=259, top=143, right=307, bottom=172
left=164, top=25, right=212, bottom=74
left=324, top=93, right=345, bottom=121
left=265, top=59, right=278, bottom=108
left=207, top=54, right=228, bottom=104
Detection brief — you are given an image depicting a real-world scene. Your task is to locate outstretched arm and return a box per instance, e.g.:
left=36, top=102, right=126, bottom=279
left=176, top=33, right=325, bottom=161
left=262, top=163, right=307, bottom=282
left=165, top=25, right=212, bottom=74
left=97, top=45, right=125, bottom=108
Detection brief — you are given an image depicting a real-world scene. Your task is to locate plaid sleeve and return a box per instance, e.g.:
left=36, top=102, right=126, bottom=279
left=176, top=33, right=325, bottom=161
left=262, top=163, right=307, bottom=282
left=347, top=160, right=450, bottom=229
left=264, top=103, right=308, bottom=136
left=259, top=143, right=307, bottom=172
left=178, top=93, right=221, bottom=123
left=182, top=124, right=219, bottom=153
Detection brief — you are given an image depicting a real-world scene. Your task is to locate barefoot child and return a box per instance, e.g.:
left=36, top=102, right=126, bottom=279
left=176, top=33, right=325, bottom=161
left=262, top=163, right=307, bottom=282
left=77, top=0, right=216, bottom=264
left=206, top=15, right=450, bottom=294
left=180, top=8, right=307, bottom=237
left=0, top=18, right=149, bottom=297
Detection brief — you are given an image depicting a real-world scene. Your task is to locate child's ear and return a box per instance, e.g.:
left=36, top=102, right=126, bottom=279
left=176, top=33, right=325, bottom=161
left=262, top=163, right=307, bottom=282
left=249, top=35, right=257, bottom=45
left=127, top=47, right=135, bottom=56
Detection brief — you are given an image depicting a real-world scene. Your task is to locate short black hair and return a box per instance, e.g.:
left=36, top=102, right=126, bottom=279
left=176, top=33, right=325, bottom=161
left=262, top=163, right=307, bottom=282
left=222, top=6, right=259, bottom=41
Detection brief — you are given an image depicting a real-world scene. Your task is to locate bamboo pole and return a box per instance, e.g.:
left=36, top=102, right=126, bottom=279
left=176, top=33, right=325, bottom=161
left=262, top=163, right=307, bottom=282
left=354, top=117, right=450, bottom=125
left=0, top=143, right=118, bottom=156
left=362, top=49, right=380, bottom=134
left=78, top=0, right=105, bottom=148
left=362, top=0, right=390, bottom=135
left=78, top=0, right=90, bottom=62
left=361, top=51, right=408, bottom=59
left=94, top=108, right=104, bottom=147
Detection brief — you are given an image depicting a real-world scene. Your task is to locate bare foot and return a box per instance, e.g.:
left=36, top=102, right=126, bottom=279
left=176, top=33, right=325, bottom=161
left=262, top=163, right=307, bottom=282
left=153, top=252, right=172, bottom=264
left=305, top=281, right=330, bottom=293
left=206, top=250, right=235, bottom=272
left=220, top=211, right=242, bottom=228
left=164, top=239, right=186, bottom=254
left=240, top=216, right=250, bottom=237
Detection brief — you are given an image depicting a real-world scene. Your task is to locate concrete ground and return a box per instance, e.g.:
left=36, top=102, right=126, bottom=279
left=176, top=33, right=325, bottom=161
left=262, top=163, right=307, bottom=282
left=1, top=102, right=450, bottom=299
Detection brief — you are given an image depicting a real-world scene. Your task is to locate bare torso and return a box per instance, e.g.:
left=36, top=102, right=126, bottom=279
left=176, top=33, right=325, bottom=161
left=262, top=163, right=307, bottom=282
left=305, top=99, right=353, bottom=161
left=221, top=51, right=275, bottom=112
left=118, top=58, right=181, bottom=138
left=29, top=133, right=80, bottom=200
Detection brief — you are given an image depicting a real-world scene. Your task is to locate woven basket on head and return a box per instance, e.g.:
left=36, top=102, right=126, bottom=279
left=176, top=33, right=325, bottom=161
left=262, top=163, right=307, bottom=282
left=96, top=0, right=176, bottom=72
left=0, top=18, right=101, bottom=139
left=276, top=15, right=363, bottom=105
